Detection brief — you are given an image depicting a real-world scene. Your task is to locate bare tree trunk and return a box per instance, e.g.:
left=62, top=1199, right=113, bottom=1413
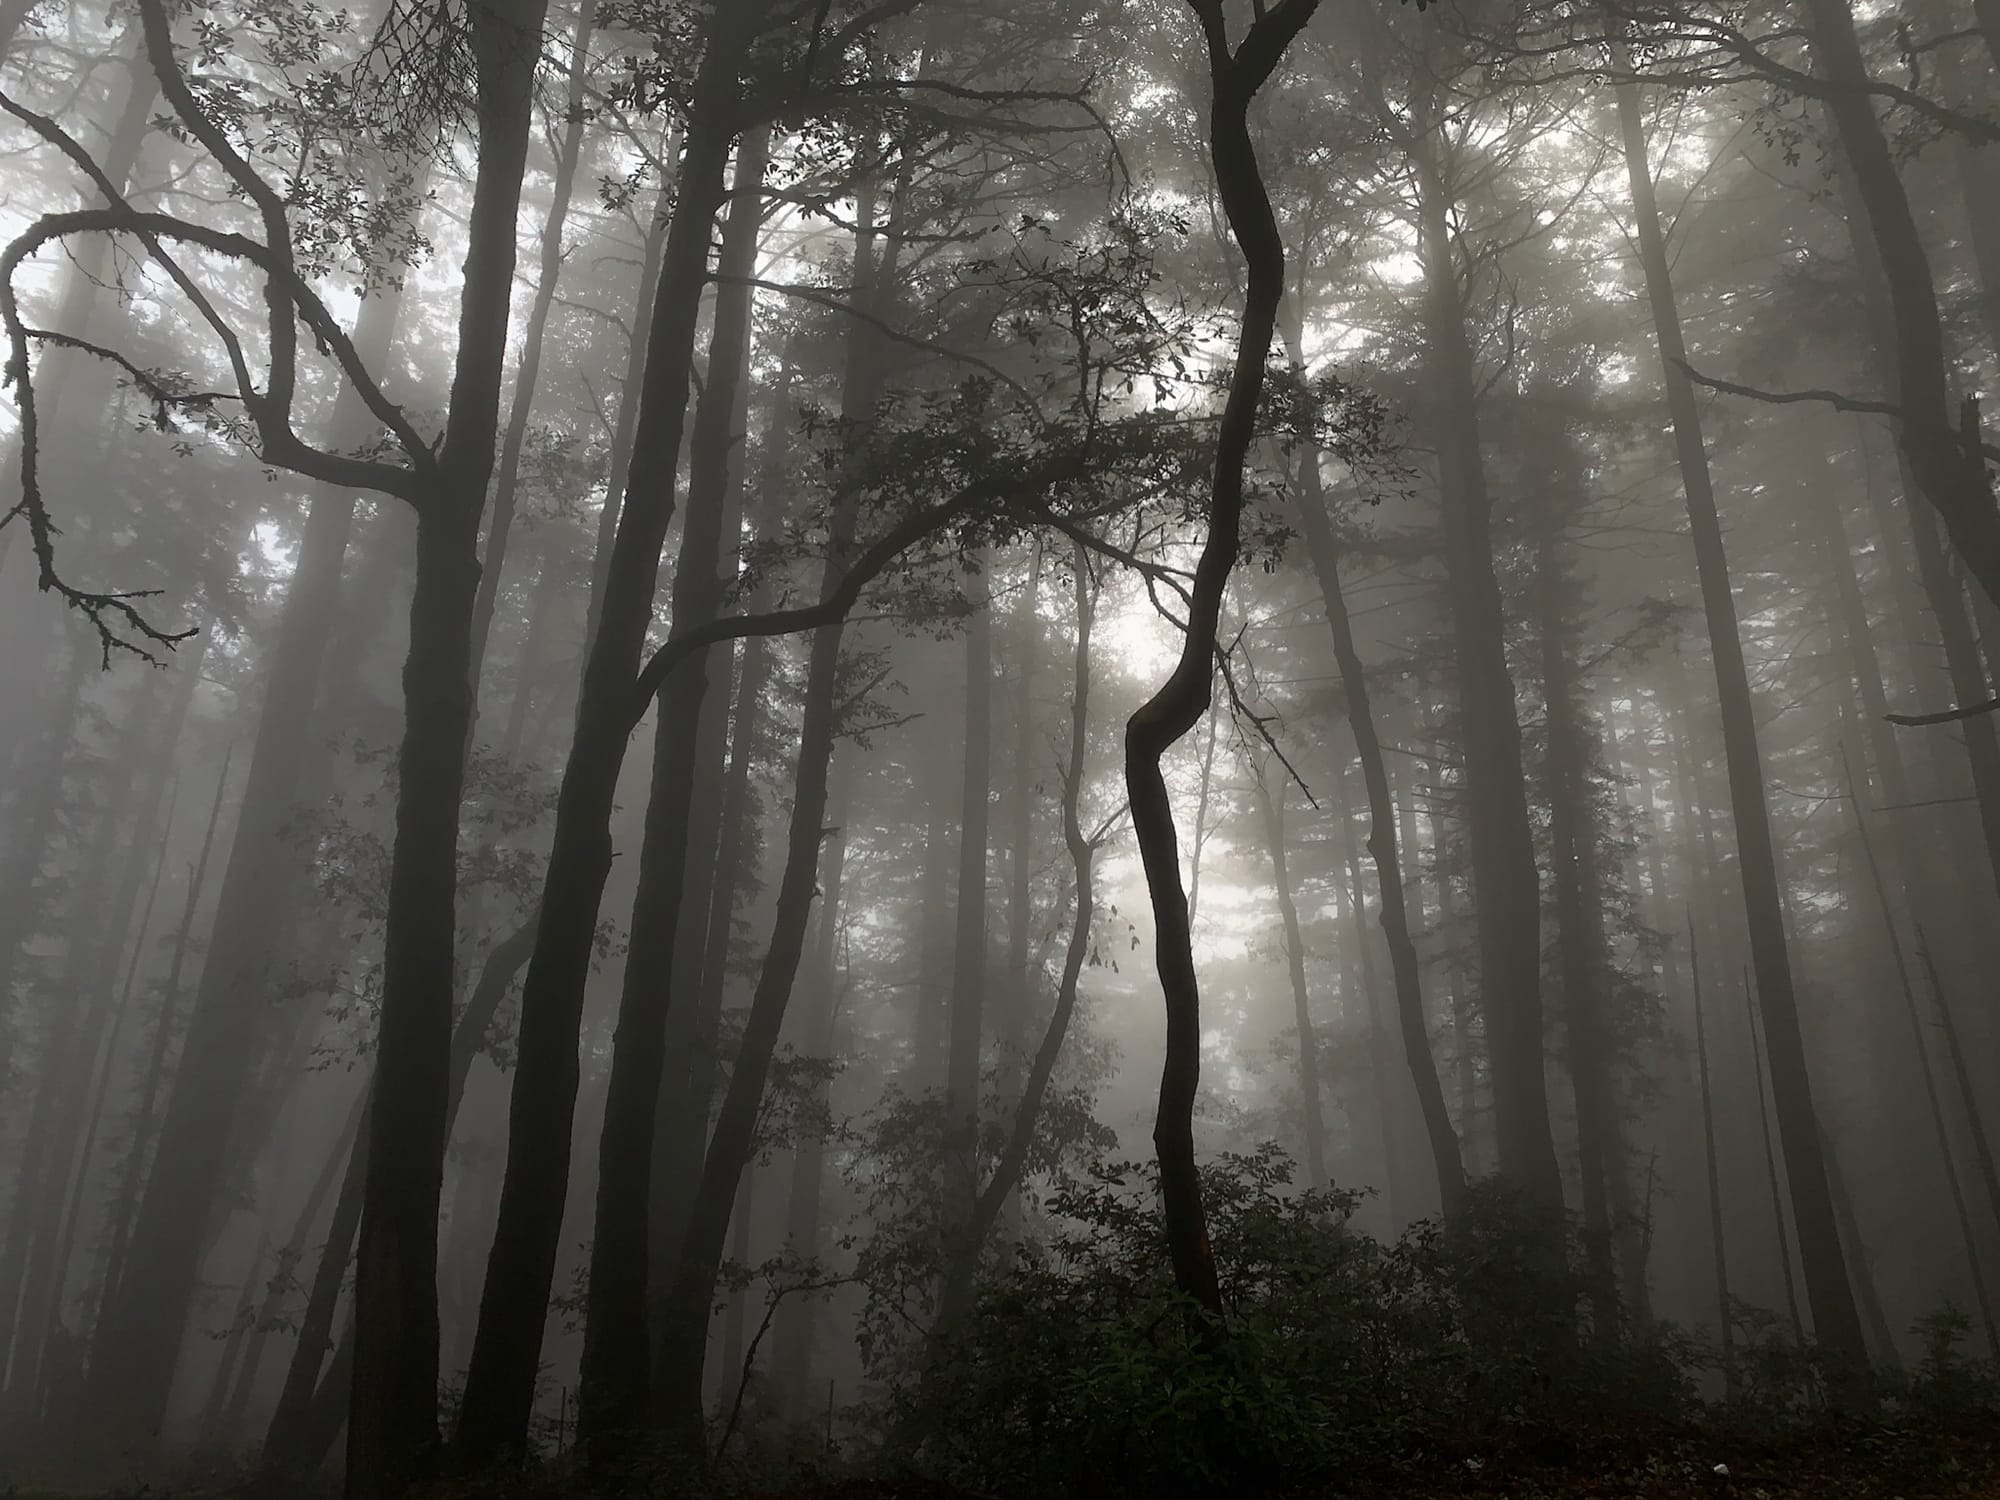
left=346, top=6, right=547, bottom=1486
left=575, top=124, right=771, bottom=1458
left=1799, top=0, right=2000, bottom=613
left=930, top=549, right=1099, bottom=1348
left=86, top=261, right=412, bottom=1455
left=452, top=31, right=743, bottom=1458
left=651, top=481, right=862, bottom=1453
left=465, top=0, right=598, bottom=692
left=1819, top=1123, right=1898, bottom=1367
left=1917, top=934, right=2000, bottom=1248
left=1846, top=763, right=1999, bottom=1354
left=946, top=571, right=994, bottom=1214
left=1409, top=121, right=1562, bottom=1208
left=1003, top=545, right=1043, bottom=1088
left=1286, top=370, right=1463, bottom=1212
left=263, top=918, right=536, bottom=1476
left=95, top=747, right=233, bottom=1332
left=1614, top=68, right=1866, bottom=1365
left=1253, top=765, right=1328, bottom=1191
left=650, top=156, right=906, bottom=1454
left=771, top=765, right=852, bottom=1421
left=1740, top=968, right=1806, bottom=1347
left=653, top=345, right=797, bottom=1298
left=1535, top=522, right=1623, bottom=1339
left=1687, top=922, right=1735, bottom=1395
left=499, top=544, right=566, bottom=762
left=1125, top=0, right=1320, bottom=1321
left=214, top=1087, right=368, bottom=1444
left=579, top=130, right=678, bottom=661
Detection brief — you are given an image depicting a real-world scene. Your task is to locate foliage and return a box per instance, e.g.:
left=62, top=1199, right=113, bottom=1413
left=886, top=1150, right=1698, bottom=1496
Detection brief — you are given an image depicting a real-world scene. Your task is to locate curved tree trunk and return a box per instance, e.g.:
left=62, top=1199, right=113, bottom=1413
left=1125, top=0, right=1319, bottom=1323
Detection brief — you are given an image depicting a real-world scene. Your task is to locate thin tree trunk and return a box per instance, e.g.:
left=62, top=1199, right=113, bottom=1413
left=465, top=0, right=598, bottom=692
left=1820, top=1123, right=1899, bottom=1367
left=1916, top=932, right=2000, bottom=1246
left=1003, top=544, right=1043, bottom=1084
left=1125, top=0, right=1320, bottom=1321
left=1687, top=920, right=1735, bottom=1395
left=1799, top=0, right=2000, bottom=612
left=1845, top=759, right=1998, bottom=1354
left=95, top=748, right=233, bottom=1330
left=1287, top=358, right=1463, bottom=1212
left=263, top=916, right=536, bottom=1476
left=452, top=40, right=742, bottom=1459
left=1409, top=120, right=1562, bottom=1208
left=1614, top=68, right=1866, bottom=1364
left=650, top=156, right=907, bottom=1452
left=574, top=123, right=771, bottom=1458
left=771, top=764, right=852, bottom=1420
left=85, top=267, right=411, bottom=1453
left=1740, top=967, right=1806, bottom=1346
left=928, top=550, right=1099, bottom=1348
left=1253, top=766, right=1328, bottom=1191
left=1537, top=522, right=1622, bottom=1340
left=946, top=570, right=994, bottom=1215
left=653, top=345, right=798, bottom=1296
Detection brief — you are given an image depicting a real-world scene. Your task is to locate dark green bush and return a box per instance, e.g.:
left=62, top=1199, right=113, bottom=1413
left=891, top=1148, right=1696, bottom=1497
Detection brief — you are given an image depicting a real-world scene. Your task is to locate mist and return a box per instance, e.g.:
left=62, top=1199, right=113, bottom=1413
left=2, top=1, right=2000, bottom=1496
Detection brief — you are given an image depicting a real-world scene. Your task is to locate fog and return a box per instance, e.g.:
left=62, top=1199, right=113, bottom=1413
left=2, top=1, right=1999, bottom=1496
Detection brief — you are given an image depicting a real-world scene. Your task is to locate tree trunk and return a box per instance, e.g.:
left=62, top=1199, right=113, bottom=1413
left=1687, top=922, right=1735, bottom=1395
left=650, top=152, right=906, bottom=1453
left=1002, top=545, right=1043, bottom=1095
left=1125, top=0, right=1320, bottom=1322
left=579, top=130, right=678, bottom=661
left=84, top=270, right=410, bottom=1455
left=452, top=53, right=740, bottom=1463
left=1285, top=341, right=1463, bottom=1212
left=946, top=569, right=994, bottom=1214
left=1799, top=0, right=2000, bottom=613
left=94, top=747, right=233, bottom=1335
left=653, top=345, right=798, bottom=1298
left=1846, top=769, right=1999, bottom=1354
left=928, top=551, right=1099, bottom=1350
left=1533, top=517, right=1629, bottom=1337
left=1614, top=69, right=1867, bottom=1365
left=1253, top=767, right=1328, bottom=1191
left=1410, top=125, right=1562, bottom=1208
left=347, top=4, right=546, bottom=1489
left=263, top=917, right=536, bottom=1476
left=465, top=0, right=597, bottom=695
left=651, top=482, right=862, bottom=1452
left=771, top=764, right=852, bottom=1421
left=576, top=123, right=771, bottom=1457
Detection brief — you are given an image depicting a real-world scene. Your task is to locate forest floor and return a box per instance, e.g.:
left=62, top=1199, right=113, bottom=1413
left=736, top=1419, right=2000, bottom=1498
left=16, top=1420, right=2000, bottom=1498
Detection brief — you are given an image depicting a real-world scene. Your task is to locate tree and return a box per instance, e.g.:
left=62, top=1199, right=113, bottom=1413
left=1125, top=0, right=1320, bottom=1321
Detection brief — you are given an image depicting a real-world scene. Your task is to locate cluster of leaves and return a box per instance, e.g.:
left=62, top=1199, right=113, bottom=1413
left=889, top=1150, right=1704, bottom=1497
